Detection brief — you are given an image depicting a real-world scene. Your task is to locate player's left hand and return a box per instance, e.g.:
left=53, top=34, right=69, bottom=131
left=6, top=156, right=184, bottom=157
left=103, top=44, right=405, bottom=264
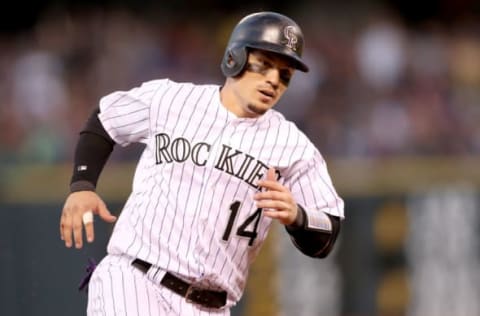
left=254, top=168, right=298, bottom=225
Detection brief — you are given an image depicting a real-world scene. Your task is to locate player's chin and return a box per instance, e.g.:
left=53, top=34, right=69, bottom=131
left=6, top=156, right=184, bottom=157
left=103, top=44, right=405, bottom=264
left=247, top=104, right=267, bottom=116
left=247, top=101, right=273, bottom=116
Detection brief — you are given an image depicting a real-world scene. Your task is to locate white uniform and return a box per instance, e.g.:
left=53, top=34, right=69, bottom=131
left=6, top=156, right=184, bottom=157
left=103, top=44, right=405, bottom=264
left=87, top=79, right=344, bottom=315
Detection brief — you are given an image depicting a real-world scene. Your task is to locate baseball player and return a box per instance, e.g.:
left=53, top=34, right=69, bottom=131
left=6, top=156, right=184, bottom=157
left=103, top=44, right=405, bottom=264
left=60, top=11, right=344, bottom=316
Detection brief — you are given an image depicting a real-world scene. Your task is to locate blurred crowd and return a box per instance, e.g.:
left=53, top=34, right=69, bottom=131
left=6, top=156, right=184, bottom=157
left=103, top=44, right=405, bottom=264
left=1, top=5, right=479, bottom=164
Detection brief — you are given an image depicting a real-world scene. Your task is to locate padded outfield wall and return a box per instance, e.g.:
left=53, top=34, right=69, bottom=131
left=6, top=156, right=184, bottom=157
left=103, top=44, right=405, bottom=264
left=1, top=158, right=479, bottom=316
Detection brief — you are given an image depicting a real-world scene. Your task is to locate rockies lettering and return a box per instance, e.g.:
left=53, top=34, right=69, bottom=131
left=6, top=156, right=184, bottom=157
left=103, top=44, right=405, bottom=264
left=155, top=133, right=270, bottom=189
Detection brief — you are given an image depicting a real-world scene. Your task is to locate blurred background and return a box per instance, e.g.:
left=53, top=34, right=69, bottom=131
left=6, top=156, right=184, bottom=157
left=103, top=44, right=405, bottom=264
left=1, top=0, right=479, bottom=315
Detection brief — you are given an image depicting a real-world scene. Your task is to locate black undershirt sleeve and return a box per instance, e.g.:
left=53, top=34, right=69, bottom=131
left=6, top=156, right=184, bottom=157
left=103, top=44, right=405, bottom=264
left=69, top=107, right=116, bottom=192
left=285, top=205, right=341, bottom=258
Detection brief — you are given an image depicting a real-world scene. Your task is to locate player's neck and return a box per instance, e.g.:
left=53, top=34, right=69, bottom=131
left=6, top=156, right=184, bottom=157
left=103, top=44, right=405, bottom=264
left=219, top=83, right=257, bottom=119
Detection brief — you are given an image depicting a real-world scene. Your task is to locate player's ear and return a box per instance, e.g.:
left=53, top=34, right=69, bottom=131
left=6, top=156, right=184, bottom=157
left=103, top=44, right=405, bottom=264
left=226, top=52, right=235, bottom=67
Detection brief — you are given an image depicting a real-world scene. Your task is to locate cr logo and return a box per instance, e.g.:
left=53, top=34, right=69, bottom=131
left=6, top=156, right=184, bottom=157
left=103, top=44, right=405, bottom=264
left=284, top=26, right=298, bottom=51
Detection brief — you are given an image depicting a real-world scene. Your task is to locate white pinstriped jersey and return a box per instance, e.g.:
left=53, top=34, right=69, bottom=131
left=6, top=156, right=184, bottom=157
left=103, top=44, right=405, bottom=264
left=98, top=79, right=344, bottom=306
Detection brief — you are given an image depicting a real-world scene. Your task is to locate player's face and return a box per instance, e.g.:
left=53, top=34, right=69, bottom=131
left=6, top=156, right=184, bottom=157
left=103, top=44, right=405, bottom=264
left=228, top=50, right=295, bottom=118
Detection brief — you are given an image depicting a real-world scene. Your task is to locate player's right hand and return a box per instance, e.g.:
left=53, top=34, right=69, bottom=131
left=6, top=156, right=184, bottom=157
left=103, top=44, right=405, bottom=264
left=60, top=191, right=117, bottom=249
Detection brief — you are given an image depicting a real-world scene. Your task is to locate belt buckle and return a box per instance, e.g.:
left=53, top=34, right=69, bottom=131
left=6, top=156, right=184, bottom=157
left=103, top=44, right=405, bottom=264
left=185, top=284, right=203, bottom=304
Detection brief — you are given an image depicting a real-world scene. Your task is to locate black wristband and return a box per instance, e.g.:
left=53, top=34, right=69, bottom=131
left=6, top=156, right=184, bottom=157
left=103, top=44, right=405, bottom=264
left=285, top=209, right=341, bottom=258
left=69, top=107, right=115, bottom=191
left=70, top=180, right=96, bottom=193
left=70, top=131, right=114, bottom=190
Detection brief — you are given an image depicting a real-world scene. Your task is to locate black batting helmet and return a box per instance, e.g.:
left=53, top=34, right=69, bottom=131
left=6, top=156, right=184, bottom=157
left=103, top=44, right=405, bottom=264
left=221, top=11, right=309, bottom=77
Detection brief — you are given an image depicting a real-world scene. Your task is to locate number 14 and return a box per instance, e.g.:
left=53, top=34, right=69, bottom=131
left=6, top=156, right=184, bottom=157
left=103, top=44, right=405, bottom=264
left=222, top=201, right=262, bottom=246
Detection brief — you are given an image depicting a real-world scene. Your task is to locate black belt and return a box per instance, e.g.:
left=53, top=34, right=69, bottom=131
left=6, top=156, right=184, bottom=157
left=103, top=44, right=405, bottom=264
left=131, top=258, right=227, bottom=309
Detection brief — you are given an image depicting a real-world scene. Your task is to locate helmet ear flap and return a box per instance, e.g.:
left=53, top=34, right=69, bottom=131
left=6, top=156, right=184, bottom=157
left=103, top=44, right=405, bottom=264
left=221, top=47, right=248, bottom=77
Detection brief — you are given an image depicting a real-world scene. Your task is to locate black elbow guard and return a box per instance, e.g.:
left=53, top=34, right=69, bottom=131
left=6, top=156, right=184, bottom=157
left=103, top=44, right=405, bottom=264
left=286, top=208, right=341, bottom=258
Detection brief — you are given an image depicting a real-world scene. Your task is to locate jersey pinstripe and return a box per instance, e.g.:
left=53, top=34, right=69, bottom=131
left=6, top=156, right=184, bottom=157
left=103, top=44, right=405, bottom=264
left=98, top=79, right=344, bottom=306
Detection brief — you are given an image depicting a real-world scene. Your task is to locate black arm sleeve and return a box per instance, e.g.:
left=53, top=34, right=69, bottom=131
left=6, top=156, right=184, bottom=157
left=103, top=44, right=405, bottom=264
left=285, top=205, right=341, bottom=258
left=69, top=107, right=116, bottom=192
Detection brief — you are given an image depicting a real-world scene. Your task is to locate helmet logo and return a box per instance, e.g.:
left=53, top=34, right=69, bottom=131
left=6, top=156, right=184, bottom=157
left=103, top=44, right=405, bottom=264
left=284, top=26, right=298, bottom=51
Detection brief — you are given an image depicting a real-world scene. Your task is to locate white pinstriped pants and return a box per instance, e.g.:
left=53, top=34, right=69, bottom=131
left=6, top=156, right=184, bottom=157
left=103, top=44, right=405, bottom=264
left=87, top=254, right=230, bottom=316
